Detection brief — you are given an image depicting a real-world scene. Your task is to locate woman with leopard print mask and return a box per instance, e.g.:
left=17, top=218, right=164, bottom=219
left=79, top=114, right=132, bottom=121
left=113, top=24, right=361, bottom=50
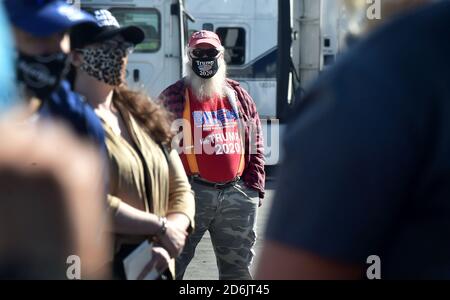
left=69, top=9, right=195, bottom=280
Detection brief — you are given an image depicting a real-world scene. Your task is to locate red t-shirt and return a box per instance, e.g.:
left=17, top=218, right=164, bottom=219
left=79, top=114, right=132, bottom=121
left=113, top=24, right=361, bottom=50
left=180, top=88, right=244, bottom=183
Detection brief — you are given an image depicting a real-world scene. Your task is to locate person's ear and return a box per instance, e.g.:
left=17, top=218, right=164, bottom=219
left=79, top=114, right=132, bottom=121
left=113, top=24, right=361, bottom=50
left=70, top=50, right=83, bottom=67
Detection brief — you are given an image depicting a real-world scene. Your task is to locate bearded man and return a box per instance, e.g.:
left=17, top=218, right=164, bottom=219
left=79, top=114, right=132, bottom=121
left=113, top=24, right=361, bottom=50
left=159, top=30, right=265, bottom=280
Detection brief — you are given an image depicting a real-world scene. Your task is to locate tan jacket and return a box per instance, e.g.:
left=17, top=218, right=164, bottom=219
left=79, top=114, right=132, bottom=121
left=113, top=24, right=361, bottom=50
left=100, top=106, right=195, bottom=278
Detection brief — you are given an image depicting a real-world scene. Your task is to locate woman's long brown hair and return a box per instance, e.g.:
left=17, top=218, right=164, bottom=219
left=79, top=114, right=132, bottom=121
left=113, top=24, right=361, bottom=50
left=112, top=86, right=173, bottom=145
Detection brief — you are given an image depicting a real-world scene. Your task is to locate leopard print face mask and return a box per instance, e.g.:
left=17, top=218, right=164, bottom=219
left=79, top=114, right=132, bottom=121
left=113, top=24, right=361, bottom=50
left=78, top=44, right=129, bottom=86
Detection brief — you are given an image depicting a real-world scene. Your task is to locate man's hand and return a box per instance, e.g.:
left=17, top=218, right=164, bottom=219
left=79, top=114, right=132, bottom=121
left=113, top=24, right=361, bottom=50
left=259, top=198, right=263, bottom=207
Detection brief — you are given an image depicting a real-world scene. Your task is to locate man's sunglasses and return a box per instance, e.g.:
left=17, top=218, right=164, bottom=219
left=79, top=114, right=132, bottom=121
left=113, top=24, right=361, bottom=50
left=190, top=48, right=222, bottom=59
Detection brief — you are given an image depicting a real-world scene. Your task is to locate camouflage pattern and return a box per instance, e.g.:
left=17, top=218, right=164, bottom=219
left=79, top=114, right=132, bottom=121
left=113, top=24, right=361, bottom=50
left=176, top=179, right=259, bottom=280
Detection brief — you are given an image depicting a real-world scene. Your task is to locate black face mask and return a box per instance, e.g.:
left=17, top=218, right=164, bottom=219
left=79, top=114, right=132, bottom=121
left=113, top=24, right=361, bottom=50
left=16, top=51, right=69, bottom=99
left=191, top=57, right=219, bottom=79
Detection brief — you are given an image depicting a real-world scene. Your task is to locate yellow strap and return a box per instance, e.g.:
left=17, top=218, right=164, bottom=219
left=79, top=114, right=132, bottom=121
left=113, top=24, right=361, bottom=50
left=183, top=88, right=246, bottom=177
left=183, top=89, right=200, bottom=174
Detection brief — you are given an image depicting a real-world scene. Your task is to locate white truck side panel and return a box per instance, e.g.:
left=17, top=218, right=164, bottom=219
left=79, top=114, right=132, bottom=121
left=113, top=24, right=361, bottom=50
left=293, top=0, right=349, bottom=92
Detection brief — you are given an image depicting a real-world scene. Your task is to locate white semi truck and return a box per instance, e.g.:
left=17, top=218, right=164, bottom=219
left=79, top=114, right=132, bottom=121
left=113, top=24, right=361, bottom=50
left=79, top=0, right=350, bottom=165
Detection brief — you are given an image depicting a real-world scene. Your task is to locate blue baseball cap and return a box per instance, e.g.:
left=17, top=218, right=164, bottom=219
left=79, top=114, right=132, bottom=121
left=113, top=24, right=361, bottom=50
left=3, top=0, right=98, bottom=37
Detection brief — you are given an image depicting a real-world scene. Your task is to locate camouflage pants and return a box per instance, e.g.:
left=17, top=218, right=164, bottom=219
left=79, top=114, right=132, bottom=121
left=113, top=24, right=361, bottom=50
left=176, top=179, right=259, bottom=280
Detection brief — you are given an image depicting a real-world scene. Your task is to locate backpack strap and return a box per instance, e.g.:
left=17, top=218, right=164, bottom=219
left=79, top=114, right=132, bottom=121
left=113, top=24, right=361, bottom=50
left=183, top=88, right=200, bottom=175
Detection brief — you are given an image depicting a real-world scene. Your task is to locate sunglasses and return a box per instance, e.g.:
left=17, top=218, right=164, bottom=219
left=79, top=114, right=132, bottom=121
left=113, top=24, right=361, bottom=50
left=102, top=40, right=135, bottom=54
left=189, top=48, right=221, bottom=59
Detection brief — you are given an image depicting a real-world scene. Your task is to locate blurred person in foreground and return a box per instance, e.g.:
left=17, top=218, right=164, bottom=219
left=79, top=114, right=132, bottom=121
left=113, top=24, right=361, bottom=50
left=0, top=1, right=110, bottom=280
left=69, top=10, right=195, bottom=280
left=3, top=0, right=105, bottom=147
left=0, top=118, right=111, bottom=279
left=257, top=1, right=450, bottom=279
left=159, top=30, right=265, bottom=280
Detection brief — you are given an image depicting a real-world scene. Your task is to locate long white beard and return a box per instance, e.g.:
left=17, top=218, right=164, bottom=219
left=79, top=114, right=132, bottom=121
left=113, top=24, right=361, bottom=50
left=185, top=57, right=227, bottom=102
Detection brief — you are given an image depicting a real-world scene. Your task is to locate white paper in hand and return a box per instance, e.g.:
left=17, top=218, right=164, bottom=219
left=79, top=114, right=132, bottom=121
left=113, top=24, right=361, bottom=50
left=123, top=240, right=159, bottom=280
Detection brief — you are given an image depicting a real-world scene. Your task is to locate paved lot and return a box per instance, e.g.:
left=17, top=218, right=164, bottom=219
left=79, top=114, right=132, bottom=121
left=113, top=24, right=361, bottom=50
left=184, top=178, right=277, bottom=280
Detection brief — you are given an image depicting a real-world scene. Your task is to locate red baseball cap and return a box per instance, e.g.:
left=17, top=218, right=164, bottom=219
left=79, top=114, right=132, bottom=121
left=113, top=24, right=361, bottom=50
left=188, top=30, right=222, bottom=48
